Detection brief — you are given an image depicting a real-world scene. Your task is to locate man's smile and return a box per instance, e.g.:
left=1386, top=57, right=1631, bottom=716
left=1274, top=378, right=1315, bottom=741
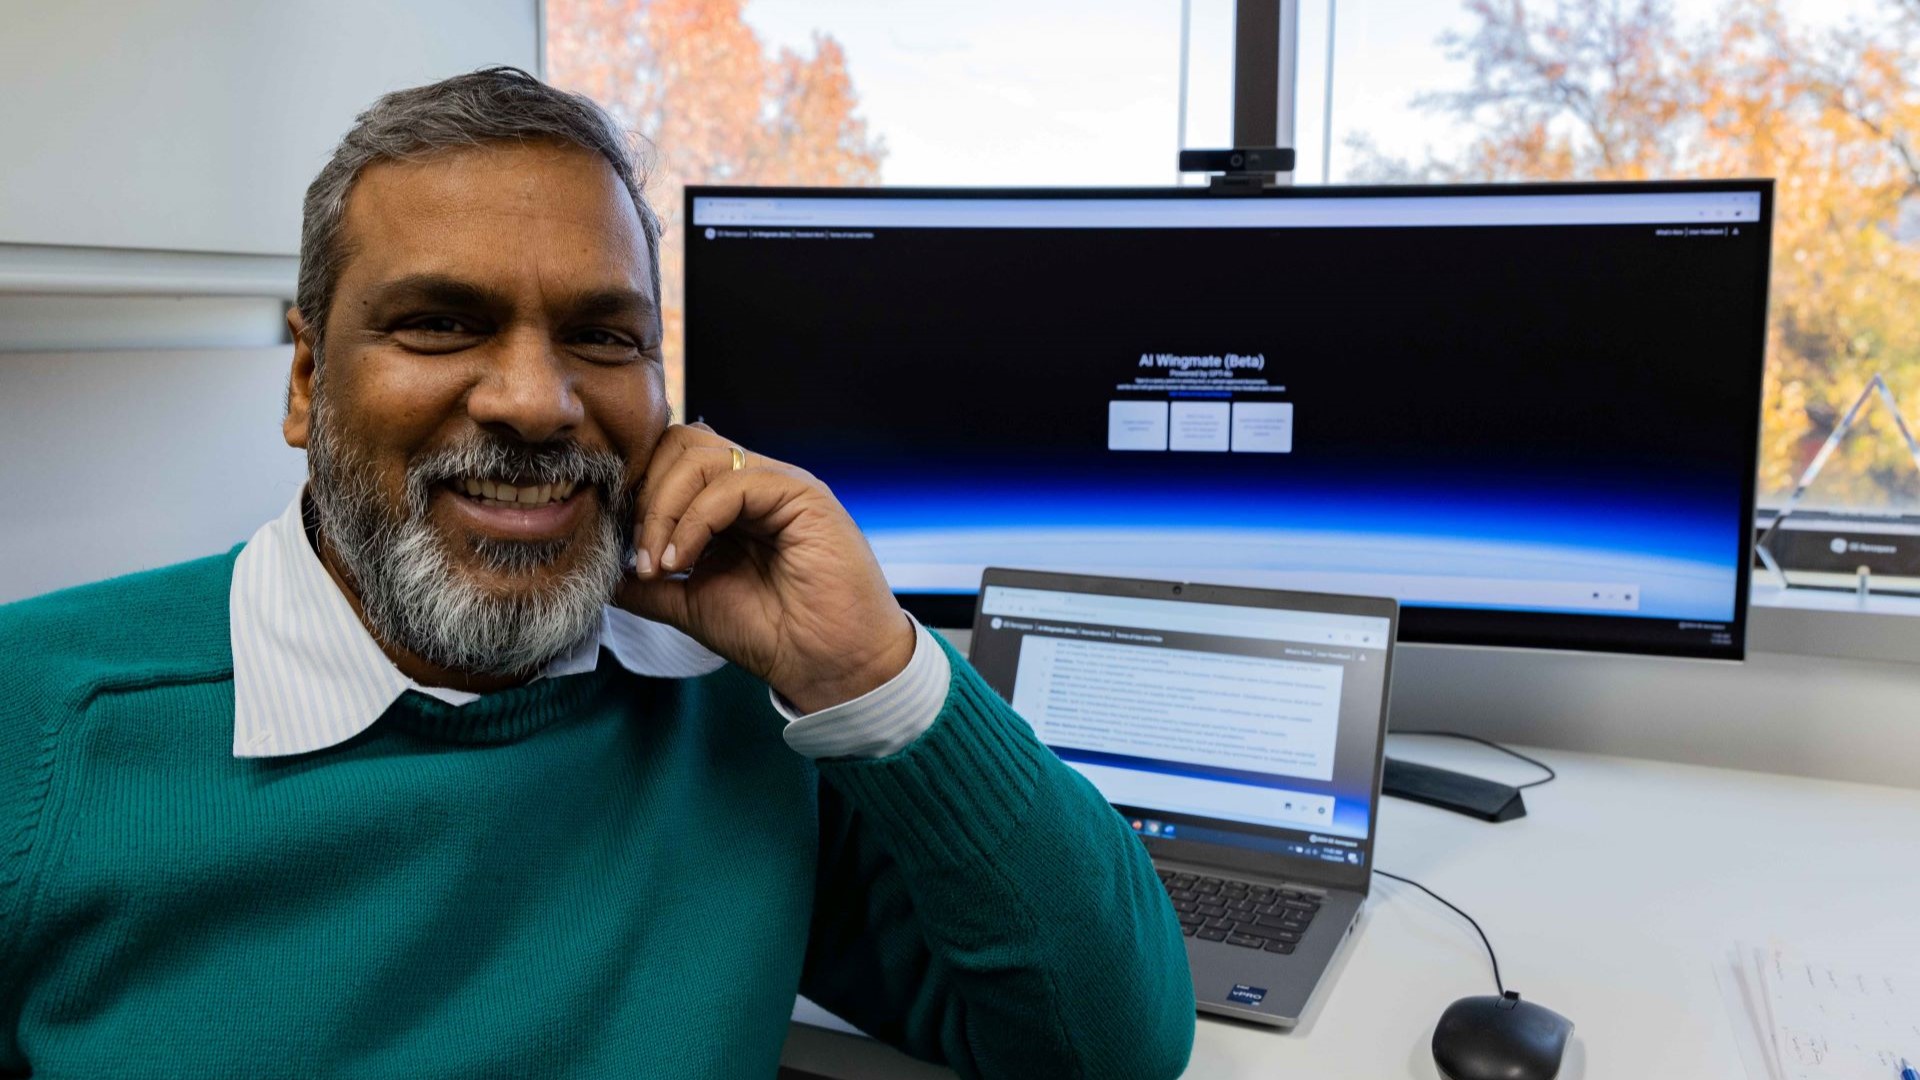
left=440, top=476, right=593, bottom=541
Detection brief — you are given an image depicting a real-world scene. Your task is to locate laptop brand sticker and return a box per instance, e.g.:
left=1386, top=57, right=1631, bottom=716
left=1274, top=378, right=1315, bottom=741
left=1227, top=984, right=1267, bottom=1007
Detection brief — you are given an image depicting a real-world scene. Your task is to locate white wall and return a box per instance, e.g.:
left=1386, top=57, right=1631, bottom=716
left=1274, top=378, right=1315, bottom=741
left=0, top=347, right=305, bottom=604
left=0, top=0, right=541, bottom=255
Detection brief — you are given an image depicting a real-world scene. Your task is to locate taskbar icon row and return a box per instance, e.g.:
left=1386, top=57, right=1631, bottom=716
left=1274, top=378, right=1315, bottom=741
left=1129, top=817, right=1178, bottom=840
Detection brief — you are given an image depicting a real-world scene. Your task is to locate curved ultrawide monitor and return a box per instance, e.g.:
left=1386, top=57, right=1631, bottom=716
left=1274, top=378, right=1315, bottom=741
left=684, top=181, right=1770, bottom=660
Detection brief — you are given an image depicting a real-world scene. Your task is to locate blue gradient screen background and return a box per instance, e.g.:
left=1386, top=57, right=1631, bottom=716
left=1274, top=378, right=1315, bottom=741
left=686, top=185, right=1769, bottom=659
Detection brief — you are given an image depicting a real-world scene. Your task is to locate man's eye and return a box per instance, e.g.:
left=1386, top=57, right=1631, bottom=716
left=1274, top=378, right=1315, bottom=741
left=406, top=316, right=474, bottom=335
left=391, top=316, right=485, bottom=353
left=569, top=328, right=644, bottom=363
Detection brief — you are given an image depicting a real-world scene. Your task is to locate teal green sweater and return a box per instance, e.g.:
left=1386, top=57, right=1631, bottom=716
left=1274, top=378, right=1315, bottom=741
left=0, top=551, right=1192, bottom=1079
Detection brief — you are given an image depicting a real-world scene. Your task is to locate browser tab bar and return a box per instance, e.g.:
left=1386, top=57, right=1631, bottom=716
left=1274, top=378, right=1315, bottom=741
left=693, top=190, right=1762, bottom=230
left=979, top=585, right=1391, bottom=648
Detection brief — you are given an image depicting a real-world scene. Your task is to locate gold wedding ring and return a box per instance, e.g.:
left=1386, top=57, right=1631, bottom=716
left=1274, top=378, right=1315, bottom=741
left=729, top=446, right=745, bottom=471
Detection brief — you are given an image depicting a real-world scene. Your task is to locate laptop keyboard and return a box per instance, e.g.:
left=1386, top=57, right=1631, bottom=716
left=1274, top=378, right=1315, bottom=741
left=1157, top=868, right=1320, bottom=954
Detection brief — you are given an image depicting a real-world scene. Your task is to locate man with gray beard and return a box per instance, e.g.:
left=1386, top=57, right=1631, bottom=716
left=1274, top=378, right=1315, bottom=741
left=0, top=68, right=1194, bottom=1079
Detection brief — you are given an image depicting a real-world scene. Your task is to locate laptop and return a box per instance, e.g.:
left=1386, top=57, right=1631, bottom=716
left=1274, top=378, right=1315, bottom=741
left=966, top=567, right=1398, bottom=1027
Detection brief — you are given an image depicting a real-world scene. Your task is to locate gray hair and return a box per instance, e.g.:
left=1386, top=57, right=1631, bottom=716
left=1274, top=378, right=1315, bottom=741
left=295, top=66, right=657, bottom=358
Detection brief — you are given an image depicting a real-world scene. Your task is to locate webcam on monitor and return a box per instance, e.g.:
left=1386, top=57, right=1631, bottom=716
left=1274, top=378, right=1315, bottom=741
left=1178, top=147, right=1297, bottom=174
left=1178, top=147, right=1298, bottom=192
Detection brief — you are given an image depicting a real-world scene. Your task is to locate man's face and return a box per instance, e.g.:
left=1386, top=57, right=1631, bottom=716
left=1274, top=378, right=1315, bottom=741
left=284, top=140, right=667, bottom=678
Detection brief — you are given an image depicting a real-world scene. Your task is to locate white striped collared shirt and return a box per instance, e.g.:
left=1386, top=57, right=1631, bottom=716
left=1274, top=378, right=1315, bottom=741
left=229, top=491, right=949, bottom=760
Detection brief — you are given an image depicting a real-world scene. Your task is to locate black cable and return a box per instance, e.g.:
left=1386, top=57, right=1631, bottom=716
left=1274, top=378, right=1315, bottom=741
left=1391, top=730, right=1557, bottom=790
left=1375, top=869, right=1504, bottom=996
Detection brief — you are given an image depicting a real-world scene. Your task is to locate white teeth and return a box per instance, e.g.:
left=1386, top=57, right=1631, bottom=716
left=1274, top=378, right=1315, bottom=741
left=455, top=476, right=577, bottom=506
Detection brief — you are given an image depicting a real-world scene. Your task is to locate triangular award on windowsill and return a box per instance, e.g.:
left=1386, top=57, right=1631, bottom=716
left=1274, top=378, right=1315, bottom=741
left=1756, top=374, right=1920, bottom=596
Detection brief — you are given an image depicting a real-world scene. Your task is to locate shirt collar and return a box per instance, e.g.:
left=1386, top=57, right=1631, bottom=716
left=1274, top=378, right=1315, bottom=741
left=229, top=490, right=724, bottom=758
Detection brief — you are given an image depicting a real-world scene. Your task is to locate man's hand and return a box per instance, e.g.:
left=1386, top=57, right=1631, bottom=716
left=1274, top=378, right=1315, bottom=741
left=616, top=423, right=916, bottom=714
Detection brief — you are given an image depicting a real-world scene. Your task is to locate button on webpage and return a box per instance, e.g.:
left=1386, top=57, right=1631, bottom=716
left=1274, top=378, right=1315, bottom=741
left=1231, top=401, right=1294, bottom=453
left=1107, top=400, right=1169, bottom=451
left=1169, top=401, right=1230, bottom=451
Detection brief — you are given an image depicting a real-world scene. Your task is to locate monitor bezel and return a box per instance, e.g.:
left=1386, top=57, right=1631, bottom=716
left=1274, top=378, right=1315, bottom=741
left=683, top=178, right=1773, bottom=662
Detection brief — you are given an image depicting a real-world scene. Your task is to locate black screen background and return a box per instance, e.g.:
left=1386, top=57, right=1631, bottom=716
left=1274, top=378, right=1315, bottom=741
left=686, top=183, right=1771, bottom=658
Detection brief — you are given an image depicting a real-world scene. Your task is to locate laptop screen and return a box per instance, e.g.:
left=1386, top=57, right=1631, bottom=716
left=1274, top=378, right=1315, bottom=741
left=968, top=570, right=1395, bottom=872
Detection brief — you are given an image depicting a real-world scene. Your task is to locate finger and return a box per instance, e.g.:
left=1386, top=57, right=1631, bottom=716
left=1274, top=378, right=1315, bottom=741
left=636, top=445, right=752, bottom=574
left=688, top=420, right=716, bottom=434
left=635, top=423, right=735, bottom=572
left=638, top=423, right=723, bottom=513
left=618, top=571, right=692, bottom=630
left=661, top=467, right=810, bottom=573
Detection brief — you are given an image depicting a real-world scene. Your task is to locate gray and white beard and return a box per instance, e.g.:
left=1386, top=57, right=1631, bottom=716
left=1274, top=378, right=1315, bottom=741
left=306, top=394, right=633, bottom=680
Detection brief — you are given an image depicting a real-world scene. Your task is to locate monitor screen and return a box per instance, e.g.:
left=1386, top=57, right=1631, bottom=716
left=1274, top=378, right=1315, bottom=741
left=684, top=181, right=1770, bottom=659
left=966, top=570, right=1395, bottom=871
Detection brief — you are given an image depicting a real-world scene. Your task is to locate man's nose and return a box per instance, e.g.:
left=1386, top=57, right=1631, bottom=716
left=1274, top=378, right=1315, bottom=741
left=465, top=327, right=585, bottom=444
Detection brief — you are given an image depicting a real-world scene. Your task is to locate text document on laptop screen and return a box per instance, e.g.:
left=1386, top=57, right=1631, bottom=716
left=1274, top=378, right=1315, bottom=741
left=969, top=584, right=1393, bottom=866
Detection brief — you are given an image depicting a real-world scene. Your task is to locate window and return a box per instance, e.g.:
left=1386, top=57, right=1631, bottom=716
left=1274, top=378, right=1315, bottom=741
left=1295, top=0, right=1920, bottom=514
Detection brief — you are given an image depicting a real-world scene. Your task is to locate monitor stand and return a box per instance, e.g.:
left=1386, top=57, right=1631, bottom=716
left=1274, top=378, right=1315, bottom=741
left=1381, top=757, right=1527, bottom=822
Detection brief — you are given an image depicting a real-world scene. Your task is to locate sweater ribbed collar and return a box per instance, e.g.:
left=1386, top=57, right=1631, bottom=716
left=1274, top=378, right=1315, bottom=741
left=228, top=490, right=724, bottom=759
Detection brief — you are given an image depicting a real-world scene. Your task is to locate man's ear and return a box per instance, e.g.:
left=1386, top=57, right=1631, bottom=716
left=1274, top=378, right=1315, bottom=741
left=284, top=308, right=317, bottom=450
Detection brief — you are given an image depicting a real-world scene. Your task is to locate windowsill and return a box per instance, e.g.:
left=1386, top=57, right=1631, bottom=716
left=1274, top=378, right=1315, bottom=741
left=1748, top=583, right=1920, bottom=666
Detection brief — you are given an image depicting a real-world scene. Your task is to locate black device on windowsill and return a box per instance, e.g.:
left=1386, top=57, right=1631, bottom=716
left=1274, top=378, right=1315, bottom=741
left=1382, top=758, right=1527, bottom=822
left=1381, top=733, right=1556, bottom=822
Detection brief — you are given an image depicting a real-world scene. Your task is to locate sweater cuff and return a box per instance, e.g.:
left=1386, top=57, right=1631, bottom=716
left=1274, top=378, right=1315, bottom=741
left=775, top=615, right=950, bottom=759
left=813, top=632, right=1056, bottom=875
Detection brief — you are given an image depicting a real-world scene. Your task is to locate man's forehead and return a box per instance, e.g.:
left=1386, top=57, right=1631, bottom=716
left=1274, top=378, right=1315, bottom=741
left=337, top=140, right=654, bottom=302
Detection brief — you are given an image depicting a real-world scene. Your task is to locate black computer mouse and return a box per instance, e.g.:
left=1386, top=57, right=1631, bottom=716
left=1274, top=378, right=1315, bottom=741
left=1431, top=991, right=1574, bottom=1080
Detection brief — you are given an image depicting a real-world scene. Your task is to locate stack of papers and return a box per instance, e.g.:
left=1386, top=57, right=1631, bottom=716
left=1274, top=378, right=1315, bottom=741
left=1718, top=943, right=1919, bottom=1080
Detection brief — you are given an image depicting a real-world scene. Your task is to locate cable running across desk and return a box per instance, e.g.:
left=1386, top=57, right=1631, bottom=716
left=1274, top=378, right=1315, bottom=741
left=1374, top=870, right=1505, bottom=996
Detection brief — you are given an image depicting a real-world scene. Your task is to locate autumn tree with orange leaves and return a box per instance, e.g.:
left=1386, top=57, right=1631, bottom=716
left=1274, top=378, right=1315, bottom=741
left=1355, top=0, right=1920, bottom=509
left=546, top=0, right=884, bottom=410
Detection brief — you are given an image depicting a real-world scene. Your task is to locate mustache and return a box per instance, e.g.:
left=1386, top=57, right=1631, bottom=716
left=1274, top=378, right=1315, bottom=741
left=400, top=434, right=630, bottom=517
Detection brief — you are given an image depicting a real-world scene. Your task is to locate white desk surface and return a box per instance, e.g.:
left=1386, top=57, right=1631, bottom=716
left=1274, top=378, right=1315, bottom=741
left=780, top=737, right=1920, bottom=1079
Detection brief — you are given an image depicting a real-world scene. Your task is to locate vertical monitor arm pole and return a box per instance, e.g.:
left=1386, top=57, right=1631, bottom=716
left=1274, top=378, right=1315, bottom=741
left=1182, top=0, right=1299, bottom=191
left=1234, top=0, right=1298, bottom=179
